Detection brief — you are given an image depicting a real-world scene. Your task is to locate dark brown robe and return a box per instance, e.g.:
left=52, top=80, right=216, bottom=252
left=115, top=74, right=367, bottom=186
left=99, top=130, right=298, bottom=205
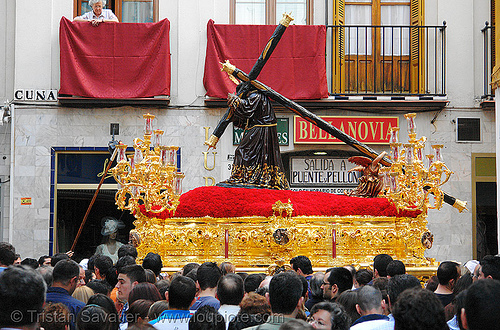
left=223, top=91, right=289, bottom=189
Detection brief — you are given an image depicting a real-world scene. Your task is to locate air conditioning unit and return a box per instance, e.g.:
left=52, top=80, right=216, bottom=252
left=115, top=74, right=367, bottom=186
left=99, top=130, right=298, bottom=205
left=456, top=117, right=481, bottom=142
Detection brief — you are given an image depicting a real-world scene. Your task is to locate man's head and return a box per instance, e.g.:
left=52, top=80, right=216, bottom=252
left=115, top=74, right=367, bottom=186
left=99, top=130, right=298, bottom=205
left=50, top=253, right=69, bottom=267
left=118, top=244, right=138, bottom=260
left=437, top=261, right=460, bottom=288
left=21, top=258, right=39, bottom=269
left=217, top=273, right=244, bottom=306
left=0, top=242, right=16, bottom=267
left=77, top=265, right=86, bottom=287
left=168, top=276, right=197, bottom=310
left=268, top=271, right=304, bottom=315
left=38, top=255, right=51, bottom=267
left=356, top=285, right=384, bottom=316
left=244, top=273, right=265, bottom=293
left=52, top=259, right=81, bottom=295
left=94, top=254, right=113, bottom=280
left=386, top=260, right=406, bottom=278
left=354, top=269, right=373, bottom=288
left=116, top=256, right=136, bottom=273
left=373, top=254, right=393, bottom=278
left=479, top=255, right=500, bottom=280
left=197, top=262, right=222, bottom=291
left=116, top=264, right=146, bottom=302
left=473, top=263, right=481, bottom=282
left=323, top=267, right=353, bottom=301
left=0, top=266, right=47, bottom=328
left=39, top=303, right=71, bottom=330
left=393, top=287, right=447, bottom=330
left=189, top=305, right=225, bottom=330
left=182, top=262, right=200, bottom=276
left=309, top=272, right=325, bottom=300
left=142, top=252, right=163, bottom=277
left=462, top=279, right=500, bottom=330
left=37, top=265, right=54, bottom=287
left=387, top=274, right=421, bottom=309
left=290, top=256, right=313, bottom=276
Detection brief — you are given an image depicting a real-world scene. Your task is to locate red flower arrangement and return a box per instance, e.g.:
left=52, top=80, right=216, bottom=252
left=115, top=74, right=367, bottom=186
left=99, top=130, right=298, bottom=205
left=137, top=186, right=421, bottom=219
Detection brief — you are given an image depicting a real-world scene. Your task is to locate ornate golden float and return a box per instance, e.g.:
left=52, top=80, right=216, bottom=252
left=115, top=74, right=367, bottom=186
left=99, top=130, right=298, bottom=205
left=111, top=113, right=464, bottom=273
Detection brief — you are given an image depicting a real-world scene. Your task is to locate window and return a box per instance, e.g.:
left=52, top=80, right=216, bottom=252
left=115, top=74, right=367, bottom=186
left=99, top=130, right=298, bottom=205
left=344, top=0, right=410, bottom=55
left=332, top=0, right=425, bottom=93
left=231, top=0, right=313, bottom=25
left=75, top=0, right=158, bottom=23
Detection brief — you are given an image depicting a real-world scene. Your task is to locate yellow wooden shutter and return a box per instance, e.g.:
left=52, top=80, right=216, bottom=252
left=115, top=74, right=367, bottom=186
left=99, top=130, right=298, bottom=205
left=410, top=0, right=424, bottom=93
left=333, top=0, right=345, bottom=93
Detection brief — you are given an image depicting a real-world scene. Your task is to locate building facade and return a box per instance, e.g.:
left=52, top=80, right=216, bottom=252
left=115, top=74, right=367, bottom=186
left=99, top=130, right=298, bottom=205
left=0, top=0, right=495, bottom=264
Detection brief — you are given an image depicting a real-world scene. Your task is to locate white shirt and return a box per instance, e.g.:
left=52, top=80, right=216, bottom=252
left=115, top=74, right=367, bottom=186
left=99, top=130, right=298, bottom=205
left=75, top=9, right=118, bottom=21
left=218, top=305, right=240, bottom=330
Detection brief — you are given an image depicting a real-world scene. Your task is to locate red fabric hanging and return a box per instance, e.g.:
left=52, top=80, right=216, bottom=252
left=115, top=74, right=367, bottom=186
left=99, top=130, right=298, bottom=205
left=59, top=17, right=170, bottom=98
left=203, top=20, right=328, bottom=100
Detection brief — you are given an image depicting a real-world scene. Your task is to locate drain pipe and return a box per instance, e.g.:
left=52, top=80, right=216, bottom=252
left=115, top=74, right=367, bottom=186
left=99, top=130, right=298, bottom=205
left=8, top=103, right=14, bottom=244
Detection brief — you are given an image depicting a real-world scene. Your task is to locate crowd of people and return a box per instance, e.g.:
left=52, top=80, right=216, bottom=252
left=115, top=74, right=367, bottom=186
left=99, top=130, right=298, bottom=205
left=0, top=241, right=499, bottom=330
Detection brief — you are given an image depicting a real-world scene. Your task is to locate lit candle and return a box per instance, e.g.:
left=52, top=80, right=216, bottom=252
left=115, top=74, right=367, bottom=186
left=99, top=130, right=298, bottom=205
left=426, top=154, right=434, bottom=168
left=153, top=129, right=164, bottom=148
left=391, top=143, right=401, bottom=161
left=404, top=113, right=417, bottom=134
left=389, top=172, right=399, bottom=192
left=134, top=147, right=143, bottom=163
left=159, top=146, right=168, bottom=166
left=404, top=143, right=414, bottom=164
left=128, top=155, right=135, bottom=171
left=432, top=144, right=444, bottom=162
left=116, top=144, right=127, bottom=162
left=143, top=113, right=155, bottom=135
left=167, top=147, right=178, bottom=167
left=389, top=127, right=399, bottom=144
left=174, top=172, right=185, bottom=196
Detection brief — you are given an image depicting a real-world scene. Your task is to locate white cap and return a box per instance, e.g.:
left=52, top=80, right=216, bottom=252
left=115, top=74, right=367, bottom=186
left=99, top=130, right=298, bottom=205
left=79, top=258, right=89, bottom=270
left=464, top=260, right=479, bottom=274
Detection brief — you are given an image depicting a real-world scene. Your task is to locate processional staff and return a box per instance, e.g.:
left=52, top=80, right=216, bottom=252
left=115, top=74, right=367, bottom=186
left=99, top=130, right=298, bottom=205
left=217, top=61, right=467, bottom=213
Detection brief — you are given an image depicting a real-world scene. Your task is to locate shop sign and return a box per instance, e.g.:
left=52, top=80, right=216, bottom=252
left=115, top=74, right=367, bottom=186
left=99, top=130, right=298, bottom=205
left=290, top=157, right=360, bottom=188
left=14, top=89, right=58, bottom=101
left=293, top=116, right=399, bottom=144
left=234, top=118, right=289, bottom=146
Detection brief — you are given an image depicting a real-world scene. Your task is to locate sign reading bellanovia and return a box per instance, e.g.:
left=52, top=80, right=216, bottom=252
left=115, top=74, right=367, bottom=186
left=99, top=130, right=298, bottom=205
left=294, top=116, right=399, bottom=144
left=290, top=157, right=361, bottom=194
left=233, top=118, right=289, bottom=146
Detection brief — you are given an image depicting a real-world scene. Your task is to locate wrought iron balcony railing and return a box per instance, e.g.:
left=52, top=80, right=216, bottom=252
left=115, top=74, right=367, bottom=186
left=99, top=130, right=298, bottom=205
left=326, top=23, right=447, bottom=96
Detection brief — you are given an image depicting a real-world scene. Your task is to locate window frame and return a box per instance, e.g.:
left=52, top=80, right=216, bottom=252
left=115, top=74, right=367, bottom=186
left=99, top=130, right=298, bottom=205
left=74, top=0, right=159, bottom=23
left=230, top=0, right=314, bottom=25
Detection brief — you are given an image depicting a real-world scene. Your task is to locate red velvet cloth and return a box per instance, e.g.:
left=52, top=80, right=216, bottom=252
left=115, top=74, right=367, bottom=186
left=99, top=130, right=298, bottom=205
left=139, top=186, right=421, bottom=219
left=203, top=20, right=328, bottom=100
left=59, top=17, right=170, bottom=98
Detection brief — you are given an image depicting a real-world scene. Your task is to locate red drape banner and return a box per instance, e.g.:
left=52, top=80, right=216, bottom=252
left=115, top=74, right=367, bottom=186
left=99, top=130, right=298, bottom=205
left=203, top=20, right=328, bottom=100
left=59, top=17, right=170, bottom=98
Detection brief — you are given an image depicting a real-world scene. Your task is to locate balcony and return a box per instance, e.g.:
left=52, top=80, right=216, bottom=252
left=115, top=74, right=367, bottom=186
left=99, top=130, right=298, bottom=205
left=321, top=23, right=448, bottom=112
left=58, top=17, right=170, bottom=106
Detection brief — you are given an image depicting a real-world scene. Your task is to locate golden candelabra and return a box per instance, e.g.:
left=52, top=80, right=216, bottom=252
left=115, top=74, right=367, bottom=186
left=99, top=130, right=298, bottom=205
left=381, top=113, right=453, bottom=212
left=111, top=113, right=185, bottom=216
